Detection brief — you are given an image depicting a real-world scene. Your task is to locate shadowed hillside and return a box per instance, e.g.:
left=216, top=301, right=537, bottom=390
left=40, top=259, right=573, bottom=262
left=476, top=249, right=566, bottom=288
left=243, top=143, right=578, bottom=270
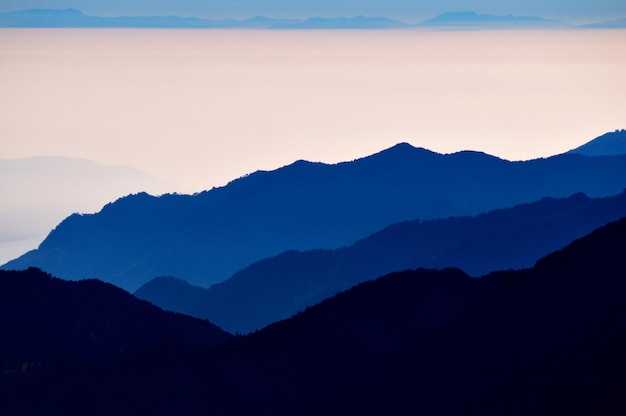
left=4, top=142, right=626, bottom=291
left=2, top=218, right=625, bottom=415
left=0, top=268, right=231, bottom=371
left=135, top=190, right=626, bottom=333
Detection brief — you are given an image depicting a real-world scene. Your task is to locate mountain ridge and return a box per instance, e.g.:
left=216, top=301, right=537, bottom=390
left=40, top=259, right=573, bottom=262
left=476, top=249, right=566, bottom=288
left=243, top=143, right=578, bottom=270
left=134, top=190, right=626, bottom=333
left=2, top=8, right=620, bottom=29
left=4, top=139, right=626, bottom=292
left=0, top=267, right=231, bottom=371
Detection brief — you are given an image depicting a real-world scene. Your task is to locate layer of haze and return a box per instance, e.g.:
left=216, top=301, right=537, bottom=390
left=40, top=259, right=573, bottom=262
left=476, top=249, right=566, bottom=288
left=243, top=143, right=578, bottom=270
left=1, top=29, right=626, bottom=194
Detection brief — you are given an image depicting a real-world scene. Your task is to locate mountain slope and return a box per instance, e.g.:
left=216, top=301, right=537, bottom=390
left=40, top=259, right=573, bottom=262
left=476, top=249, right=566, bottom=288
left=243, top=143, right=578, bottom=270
left=135, top=190, right=626, bottom=333
left=0, top=267, right=231, bottom=371
left=3, top=218, right=625, bottom=415
left=4, top=142, right=626, bottom=291
left=299, top=216, right=626, bottom=415
left=567, top=129, right=626, bottom=156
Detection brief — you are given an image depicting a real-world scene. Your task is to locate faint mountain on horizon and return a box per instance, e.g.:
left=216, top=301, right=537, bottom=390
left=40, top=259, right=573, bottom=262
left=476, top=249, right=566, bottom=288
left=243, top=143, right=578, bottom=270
left=269, top=15, right=409, bottom=29
left=4, top=140, right=626, bottom=292
left=3, top=217, right=626, bottom=415
left=0, top=8, right=604, bottom=29
left=0, top=156, right=179, bottom=265
left=135, top=190, right=626, bottom=333
left=0, top=8, right=408, bottom=29
left=416, top=11, right=569, bottom=29
left=0, top=8, right=231, bottom=28
left=567, top=129, right=626, bottom=156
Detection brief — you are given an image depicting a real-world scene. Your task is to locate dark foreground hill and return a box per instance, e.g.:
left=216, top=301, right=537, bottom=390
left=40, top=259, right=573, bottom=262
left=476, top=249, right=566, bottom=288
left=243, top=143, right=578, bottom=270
left=0, top=268, right=231, bottom=371
left=4, top=141, right=626, bottom=291
left=2, top=218, right=626, bottom=415
left=136, top=190, right=626, bottom=333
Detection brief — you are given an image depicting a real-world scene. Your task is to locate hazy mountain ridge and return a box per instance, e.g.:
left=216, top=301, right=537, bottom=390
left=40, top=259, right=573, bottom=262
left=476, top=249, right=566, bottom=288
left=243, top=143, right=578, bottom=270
left=417, top=11, right=569, bottom=28
left=135, top=190, right=626, bottom=333
left=0, top=156, right=178, bottom=265
left=1, top=9, right=621, bottom=29
left=4, top=140, right=626, bottom=291
left=0, top=8, right=408, bottom=29
left=3, top=217, right=625, bottom=415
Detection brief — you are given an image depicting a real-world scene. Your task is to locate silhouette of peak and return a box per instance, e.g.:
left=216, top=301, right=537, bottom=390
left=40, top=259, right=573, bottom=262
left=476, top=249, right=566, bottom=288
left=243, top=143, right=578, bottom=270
left=567, top=129, right=626, bottom=157
left=388, top=141, right=418, bottom=151
left=446, top=149, right=505, bottom=161
left=359, top=142, right=438, bottom=162
left=380, top=142, right=429, bottom=153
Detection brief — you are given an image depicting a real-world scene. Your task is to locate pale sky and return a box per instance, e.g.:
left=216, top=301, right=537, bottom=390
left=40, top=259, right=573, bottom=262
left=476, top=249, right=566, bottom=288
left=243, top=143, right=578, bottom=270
left=1, top=29, right=625, bottom=192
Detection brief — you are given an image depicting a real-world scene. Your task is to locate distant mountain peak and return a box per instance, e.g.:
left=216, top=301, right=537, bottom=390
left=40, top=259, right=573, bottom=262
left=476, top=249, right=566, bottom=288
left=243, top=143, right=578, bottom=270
left=567, top=129, right=626, bottom=157
left=417, top=10, right=567, bottom=28
left=389, top=142, right=417, bottom=150
left=372, top=142, right=434, bottom=156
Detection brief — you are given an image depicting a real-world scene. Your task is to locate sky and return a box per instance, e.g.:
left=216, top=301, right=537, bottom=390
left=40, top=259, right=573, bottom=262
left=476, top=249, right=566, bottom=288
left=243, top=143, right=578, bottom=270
left=0, top=0, right=625, bottom=24
left=1, top=28, right=625, bottom=193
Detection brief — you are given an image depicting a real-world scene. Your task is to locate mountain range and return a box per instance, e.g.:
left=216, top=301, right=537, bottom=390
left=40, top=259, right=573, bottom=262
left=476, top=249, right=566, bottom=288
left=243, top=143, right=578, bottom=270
left=417, top=11, right=568, bottom=28
left=7, top=135, right=626, bottom=291
left=1, top=9, right=621, bottom=29
left=3, top=216, right=625, bottom=415
left=4, top=139, right=626, bottom=292
left=134, top=190, right=626, bottom=333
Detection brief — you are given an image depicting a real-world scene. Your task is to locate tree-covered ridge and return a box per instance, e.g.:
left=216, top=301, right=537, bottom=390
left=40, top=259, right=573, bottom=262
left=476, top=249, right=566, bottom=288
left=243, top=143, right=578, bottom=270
left=0, top=268, right=231, bottom=371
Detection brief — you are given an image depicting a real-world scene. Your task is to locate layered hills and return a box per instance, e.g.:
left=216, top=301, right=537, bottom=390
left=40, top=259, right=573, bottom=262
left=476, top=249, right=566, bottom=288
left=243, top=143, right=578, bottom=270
left=135, top=190, right=626, bottom=333
left=3, top=217, right=625, bottom=415
left=4, top=142, right=626, bottom=291
left=0, top=268, right=230, bottom=371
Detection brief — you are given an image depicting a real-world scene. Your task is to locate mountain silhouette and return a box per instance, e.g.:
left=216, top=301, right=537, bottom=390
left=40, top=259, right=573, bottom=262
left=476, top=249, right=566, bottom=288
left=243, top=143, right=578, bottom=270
left=2, top=9, right=590, bottom=30
left=3, top=218, right=625, bottom=415
left=0, top=267, right=230, bottom=371
left=135, top=190, right=626, bottom=333
left=0, top=9, right=407, bottom=29
left=416, top=11, right=568, bottom=28
left=0, top=8, right=235, bottom=28
left=567, top=129, right=626, bottom=156
left=4, top=141, right=626, bottom=291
